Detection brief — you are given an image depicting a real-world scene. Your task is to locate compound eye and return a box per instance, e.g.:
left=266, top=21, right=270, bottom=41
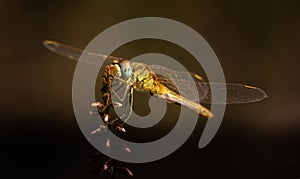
left=120, top=60, right=133, bottom=79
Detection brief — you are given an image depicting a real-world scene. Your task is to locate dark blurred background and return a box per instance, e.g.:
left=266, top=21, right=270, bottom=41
left=1, top=0, right=299, bottom=178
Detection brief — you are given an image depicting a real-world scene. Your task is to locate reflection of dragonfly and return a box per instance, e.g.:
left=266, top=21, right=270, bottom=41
left=43, top=40, right=267, bottom=119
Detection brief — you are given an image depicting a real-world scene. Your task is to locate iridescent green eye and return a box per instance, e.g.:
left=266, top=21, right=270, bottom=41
left=120, top=60, right=133, bottom=79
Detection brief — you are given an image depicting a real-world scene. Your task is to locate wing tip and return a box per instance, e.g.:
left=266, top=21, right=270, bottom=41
left=244, top=84, right=269, bottom=102
left=43, top=39, right=58, bottom=52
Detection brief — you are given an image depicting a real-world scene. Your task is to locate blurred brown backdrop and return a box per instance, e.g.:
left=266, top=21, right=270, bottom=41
left=0, top=0, right=299, bottom=178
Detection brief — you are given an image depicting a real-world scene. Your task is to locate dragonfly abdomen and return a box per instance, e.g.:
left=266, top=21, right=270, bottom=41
left=156, top=87, right=214, bottom=118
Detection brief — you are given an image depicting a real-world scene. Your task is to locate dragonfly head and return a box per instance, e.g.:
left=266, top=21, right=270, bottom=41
left=120, top=60, right=133, bottom=79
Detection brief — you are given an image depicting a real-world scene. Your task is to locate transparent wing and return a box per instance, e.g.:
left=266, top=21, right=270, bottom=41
left=111, top=77, right=133, bottom=122
left=149, top=64, right=209, bottom=102
left=199, top=83, right=268, bottom=104
left=111, top=77, right=130, bottom=102
left=149, top=65, right=267, bottom=105
left=43, top=40, right=125, bottom=65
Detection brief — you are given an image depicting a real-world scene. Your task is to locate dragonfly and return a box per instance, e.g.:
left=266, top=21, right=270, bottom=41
left=43, top=40, right=267, bottom=120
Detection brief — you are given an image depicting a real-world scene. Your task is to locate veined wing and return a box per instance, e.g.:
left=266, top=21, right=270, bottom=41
left=149, top=65, right=267, bottom=105
left=199, top=83, right=267, bottom=104
left=43, top=40, right=125, bottom=65
left=149, top=64, right=209, bottom=102
left=111, top=79, right=133, bottom=122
